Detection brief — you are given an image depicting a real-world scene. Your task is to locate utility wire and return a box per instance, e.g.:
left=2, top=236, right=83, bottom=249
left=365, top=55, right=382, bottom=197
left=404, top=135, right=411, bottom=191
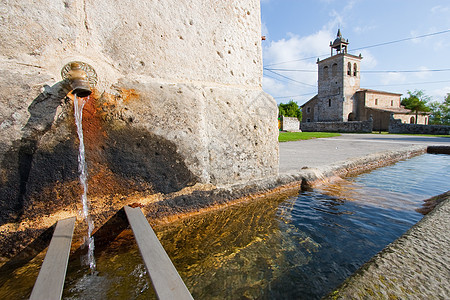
left=265, top=68, right=317, bottom=72
left=272, top=92, right=317, bottom=99
left=263, top=72, right=306, bottom=88
left=264, top=69, right=316, bottom=87
left=350, top=29, right=450, bottom=51
left=371, top=79, right=450, bottom=87
left=264, top=72, right=317, bottom=92
left=264, top=67, right=450, bottom=73
left=264, top=29, right=450, bottom=68
left=263, top=29, right=450, bottom=99
left=362, top=69, right=450, bottom=73
left=265, top=55, right=323, bottom=67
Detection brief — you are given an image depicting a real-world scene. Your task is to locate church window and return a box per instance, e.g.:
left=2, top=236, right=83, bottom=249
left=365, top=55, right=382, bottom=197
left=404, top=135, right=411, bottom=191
left=353, top=63, right=357, bottom=76
left=306, top=107, right=311, bottom=113
left=391, top=100, right=394, bottom=106
left=347, top=62, right=351, bottom=75
left=307, top=118, right=311, bottom=122
left=375, top=99, right=378, bottom=105
left=323, top=66, right=329, bottom=79
left=328, top=99, right=332, bottom=107
left=410, top=116, right=415, bottom=124
left=332, top=63, right=338, bottom=77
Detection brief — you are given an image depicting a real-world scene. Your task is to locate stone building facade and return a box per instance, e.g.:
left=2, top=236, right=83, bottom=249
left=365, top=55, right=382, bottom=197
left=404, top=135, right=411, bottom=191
left=301, top=30, right=428, bottom=131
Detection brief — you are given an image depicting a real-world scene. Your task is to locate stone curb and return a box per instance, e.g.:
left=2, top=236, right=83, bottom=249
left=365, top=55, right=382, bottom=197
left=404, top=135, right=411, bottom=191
left=144, top=145, right=428, bottom=224
left=324, top=192, right=450, bottom=299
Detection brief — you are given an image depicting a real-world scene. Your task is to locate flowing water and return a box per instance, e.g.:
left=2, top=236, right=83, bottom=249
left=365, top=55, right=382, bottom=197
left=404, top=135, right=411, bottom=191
left=74, top=95, right=96, bottom=271
left=0, top=154, right=449, bottom=299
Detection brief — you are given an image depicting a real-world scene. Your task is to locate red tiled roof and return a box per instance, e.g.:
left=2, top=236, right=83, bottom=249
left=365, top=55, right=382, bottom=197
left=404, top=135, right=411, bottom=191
left=367, top=106, right=430, bottom=115
left=357, top=88, right=402, bottom=96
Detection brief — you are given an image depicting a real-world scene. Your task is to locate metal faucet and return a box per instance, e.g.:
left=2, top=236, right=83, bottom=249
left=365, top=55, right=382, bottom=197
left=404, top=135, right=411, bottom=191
left=61, top=61, right=97, bottom=98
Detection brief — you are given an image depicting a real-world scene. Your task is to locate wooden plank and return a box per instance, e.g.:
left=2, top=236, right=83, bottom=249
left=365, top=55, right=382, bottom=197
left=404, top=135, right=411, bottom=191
left=124, top=206, right=193, bottom=300
left=29, top=217, right=76, bottom=300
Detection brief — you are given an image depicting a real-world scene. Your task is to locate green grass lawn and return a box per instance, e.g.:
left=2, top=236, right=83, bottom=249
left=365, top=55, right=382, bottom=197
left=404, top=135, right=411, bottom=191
left=278, top=131, right=341, bottom=142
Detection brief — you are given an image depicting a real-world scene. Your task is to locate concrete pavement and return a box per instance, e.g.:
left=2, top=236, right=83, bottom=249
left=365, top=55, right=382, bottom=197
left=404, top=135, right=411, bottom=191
left=279, top=133, right=450, bottom=174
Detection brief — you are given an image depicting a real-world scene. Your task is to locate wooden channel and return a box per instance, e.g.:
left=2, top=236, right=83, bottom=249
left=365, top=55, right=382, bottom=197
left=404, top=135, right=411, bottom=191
left=124, top=206, right=193, bottom=300
left=29, top=217, right=76, bottom=300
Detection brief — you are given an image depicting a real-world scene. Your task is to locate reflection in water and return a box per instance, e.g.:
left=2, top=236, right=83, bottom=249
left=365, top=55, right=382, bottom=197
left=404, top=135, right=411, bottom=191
left=156, top=193, right=319, bottom=299
left=1, top=154, right=449, bottom=299
left=63, top=242, right=154, bottom=300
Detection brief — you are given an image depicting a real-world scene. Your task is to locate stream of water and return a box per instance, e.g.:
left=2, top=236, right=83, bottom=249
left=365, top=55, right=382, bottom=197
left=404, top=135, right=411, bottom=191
left=74, top=95, right=96, bottom=271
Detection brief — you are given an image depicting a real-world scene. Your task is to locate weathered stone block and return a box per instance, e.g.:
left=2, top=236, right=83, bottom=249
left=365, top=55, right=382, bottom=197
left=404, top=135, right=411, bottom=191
left=0, top=0, right=278, bottom=226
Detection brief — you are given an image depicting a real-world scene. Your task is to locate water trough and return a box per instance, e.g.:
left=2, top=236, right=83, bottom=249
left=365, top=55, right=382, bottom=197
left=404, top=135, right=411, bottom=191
left=29, top=206, right=192, bottom=300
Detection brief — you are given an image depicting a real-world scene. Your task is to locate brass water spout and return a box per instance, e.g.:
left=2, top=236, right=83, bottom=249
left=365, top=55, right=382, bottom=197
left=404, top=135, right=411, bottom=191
left=61, top=61, right=98, bottom=98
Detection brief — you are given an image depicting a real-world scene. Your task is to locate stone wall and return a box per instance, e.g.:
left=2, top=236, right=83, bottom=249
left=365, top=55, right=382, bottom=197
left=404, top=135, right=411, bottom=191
left=391, top=113, right=429, bottom=125
left=280, top=116, right=300, bottom=131
left=301, top=119, right=373, bottom=133
left=389, top=116, right=450, bottom=134
left=365, top=108, right=391, bottom=131
left=0, top=0, right=278, bottom=225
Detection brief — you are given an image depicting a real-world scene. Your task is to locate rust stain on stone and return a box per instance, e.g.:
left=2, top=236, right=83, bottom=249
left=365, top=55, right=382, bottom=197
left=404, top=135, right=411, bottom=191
left=118, top=88, right=139, bottom=103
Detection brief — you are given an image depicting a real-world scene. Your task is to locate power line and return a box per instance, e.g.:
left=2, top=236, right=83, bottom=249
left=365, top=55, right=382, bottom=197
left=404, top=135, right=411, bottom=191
left=350, top=29, right=450, bottom=52
left=264, top=69, right=316, bottom=87
left=264, top=72, right=317, bottom=91
left=263, top=72, right=302, bottom=87
left=264, top=55, right=322, bottom=67
left=362, top=69, right=450, bottom=73
left=264, top=29, right=450, bottom=68
left=265, top=68, right=317, bottom=72
left=371, top=80, right=450, bottom=87
left=264, top=67, right=450, bottom=73
left=272, top=92, right=317, bottom=99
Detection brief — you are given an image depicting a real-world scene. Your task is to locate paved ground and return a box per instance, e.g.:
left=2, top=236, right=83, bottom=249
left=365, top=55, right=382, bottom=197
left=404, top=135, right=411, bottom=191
left=279, top=133, right=450, bottom=174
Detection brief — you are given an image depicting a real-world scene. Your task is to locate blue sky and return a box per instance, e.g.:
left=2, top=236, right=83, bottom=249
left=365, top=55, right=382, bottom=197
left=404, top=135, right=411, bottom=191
left=260, top=0, right=450, bottom=105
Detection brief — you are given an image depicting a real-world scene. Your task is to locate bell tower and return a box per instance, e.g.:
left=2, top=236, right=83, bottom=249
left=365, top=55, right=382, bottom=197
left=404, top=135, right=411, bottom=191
left=330, top=29, right=348, bottom=55
left=316, top=30, right=362, bottom=122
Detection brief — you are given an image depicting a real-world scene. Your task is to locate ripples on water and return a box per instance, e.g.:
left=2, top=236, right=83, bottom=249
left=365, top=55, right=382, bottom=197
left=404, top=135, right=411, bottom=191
left=0, top=154, right=449, bottom=299
left=273, top=153, right=450, bottom=299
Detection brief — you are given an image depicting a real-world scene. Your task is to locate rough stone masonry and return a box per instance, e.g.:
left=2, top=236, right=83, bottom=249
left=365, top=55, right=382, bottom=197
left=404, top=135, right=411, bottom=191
left=0, top=0, right=278, bottom=252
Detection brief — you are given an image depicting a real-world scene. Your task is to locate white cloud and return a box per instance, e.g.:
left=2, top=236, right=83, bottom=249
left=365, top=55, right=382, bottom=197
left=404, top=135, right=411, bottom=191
left=261, top=1, right=362, bottom=105
left=380, top=72, right=406, bottom=85
left=262, top=76, right=288, bottom=98
left=428, top=85, right=450, bottom=101
left=343, top=0, right=358, bottom=12
left=415, top=66, right=431, bottom=80
left=261, top=22, right=269, bottom=38
left=264, top=30, right=332, bottom=64
left=262, top=29, right=333, bottom=104
left=353, top=25, right=377, bottom=34
left=431, top=5, right=449, bottom=14
left=359, top=50, right=377, bottom=69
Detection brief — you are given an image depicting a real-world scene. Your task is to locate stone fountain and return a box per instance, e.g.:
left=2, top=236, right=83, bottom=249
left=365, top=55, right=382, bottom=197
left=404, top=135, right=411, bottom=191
left=0, top=0, right=278, bottom=265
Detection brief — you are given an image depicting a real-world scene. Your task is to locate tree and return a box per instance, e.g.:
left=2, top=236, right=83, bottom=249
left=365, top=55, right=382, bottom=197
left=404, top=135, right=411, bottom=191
left=278, top=100, right=302, bottom=121
left=429, top=93, right=450, bottom=125
left=442, top=93, right=450, bottom=125
left=401, top=90, right=430, bottom=124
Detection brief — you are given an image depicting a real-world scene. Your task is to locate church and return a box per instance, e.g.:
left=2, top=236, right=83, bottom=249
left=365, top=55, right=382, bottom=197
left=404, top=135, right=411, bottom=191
left=301, top=30, right=429, bottom=131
